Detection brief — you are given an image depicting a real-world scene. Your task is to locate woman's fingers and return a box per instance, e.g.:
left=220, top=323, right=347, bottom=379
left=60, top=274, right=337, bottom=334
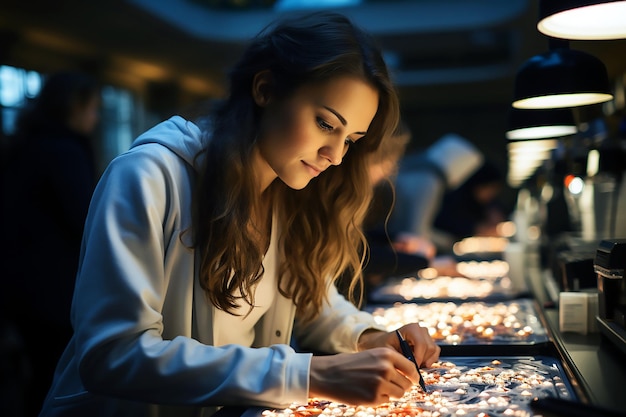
left=357, top=325, right=440, bottom=368
left=397, top=323, right=441, bottom=367
left=309, top=348, right=418, bottom=406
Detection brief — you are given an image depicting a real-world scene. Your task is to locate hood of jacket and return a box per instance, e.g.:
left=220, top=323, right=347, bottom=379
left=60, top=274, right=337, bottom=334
left=130, top=115, right=205, bottom=172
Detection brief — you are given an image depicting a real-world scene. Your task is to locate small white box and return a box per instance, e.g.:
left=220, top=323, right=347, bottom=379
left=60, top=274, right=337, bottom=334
left=559, top=291, right=599, bottom=334
left=559, top=292, right=588, bottom=334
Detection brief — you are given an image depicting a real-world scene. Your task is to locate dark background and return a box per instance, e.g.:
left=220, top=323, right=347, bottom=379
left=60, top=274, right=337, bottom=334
left=1, top=0, right=625, bottom=209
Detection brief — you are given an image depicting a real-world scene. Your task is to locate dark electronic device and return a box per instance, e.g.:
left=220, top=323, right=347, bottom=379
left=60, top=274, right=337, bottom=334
left=594, top=238, right=626, bottom=355
left=557, top=250, right=597, bottom=291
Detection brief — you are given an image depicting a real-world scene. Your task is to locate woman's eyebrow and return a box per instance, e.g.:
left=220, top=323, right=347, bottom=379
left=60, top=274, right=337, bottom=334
left=323, top=105, right=367, bottom=135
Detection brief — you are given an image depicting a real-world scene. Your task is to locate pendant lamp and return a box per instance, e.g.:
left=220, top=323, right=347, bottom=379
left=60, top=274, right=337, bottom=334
left=537, top=0, right=626, bottom=40
left=512, top=46, right=613, bottom=109
left=506, top=107, right=577, bottom=140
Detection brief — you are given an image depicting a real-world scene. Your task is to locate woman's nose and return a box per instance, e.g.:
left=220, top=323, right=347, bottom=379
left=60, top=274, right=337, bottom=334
left=320, top=140, right=345, bottom=166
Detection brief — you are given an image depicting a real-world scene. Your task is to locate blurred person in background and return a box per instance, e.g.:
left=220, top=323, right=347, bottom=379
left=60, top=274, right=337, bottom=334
left=348, top=125, right=469, bottom=303
left=433, top=159, right=507, bottom=248
left=358, top=123, right=432, bottom=297
left=0, top=70, right=101, bottom=417
left=388, top=133, right=484, bottom=255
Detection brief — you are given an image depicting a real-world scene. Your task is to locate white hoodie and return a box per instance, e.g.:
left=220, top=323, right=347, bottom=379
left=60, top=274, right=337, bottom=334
left=39, top=116, right=385, bottom=417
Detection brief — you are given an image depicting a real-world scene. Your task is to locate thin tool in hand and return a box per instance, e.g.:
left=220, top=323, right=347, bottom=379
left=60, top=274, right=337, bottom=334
left=395, top=329, right=428, bottom=393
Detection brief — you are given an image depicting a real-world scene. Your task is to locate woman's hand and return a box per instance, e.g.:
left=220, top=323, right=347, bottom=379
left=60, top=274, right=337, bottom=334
left=392, top=233, right=436, bottom=259
left=357, top=324, right=440, bottom=367
left=307, top=324, right=440, bottom=406
left=429, top=255, right=460, bottom=277
left=309, top=348, right=418, bottom=406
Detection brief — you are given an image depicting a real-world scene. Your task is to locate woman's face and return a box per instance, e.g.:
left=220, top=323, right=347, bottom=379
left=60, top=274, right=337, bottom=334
left=255, top=75, right=379, bottom=191
left=68, top=93, right=101, bottom=136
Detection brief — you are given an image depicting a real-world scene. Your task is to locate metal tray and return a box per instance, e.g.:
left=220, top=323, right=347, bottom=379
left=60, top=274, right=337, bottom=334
left=366, top=298, right=550, bottom=348
left=244, top=355, right=578, bottom=417
left=412, top=355, right=578, bottom=415
left=368, top=275, right=523, bottom=304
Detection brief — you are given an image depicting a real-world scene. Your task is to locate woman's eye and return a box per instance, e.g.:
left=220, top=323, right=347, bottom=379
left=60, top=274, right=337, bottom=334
left=317, top=118, right=334, bottom=132
left=344, top=137, right=355, bottom=146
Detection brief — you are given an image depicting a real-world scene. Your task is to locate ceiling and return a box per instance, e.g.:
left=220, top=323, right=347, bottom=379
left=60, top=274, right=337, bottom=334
left=0, top=0, right=624, bottom=111
left=125, top=0, right=533, bottom=107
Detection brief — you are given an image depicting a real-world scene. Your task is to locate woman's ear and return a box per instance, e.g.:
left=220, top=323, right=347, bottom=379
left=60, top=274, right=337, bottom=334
left=252, top=70, right=273, bottom=107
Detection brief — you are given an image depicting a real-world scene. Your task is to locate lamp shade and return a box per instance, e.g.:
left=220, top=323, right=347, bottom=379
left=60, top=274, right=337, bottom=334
left=538, top=0, right=626, bottom=40
left=512, top=48, right=613, bottom=109
left=506, top=107, right=577, bottom=140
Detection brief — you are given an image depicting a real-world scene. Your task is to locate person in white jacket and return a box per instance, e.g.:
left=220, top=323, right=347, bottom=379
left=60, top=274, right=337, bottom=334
left=39, top=11, right=439, bottom=417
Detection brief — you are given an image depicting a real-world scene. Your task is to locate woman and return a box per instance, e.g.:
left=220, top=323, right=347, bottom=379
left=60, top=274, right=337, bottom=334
left=39, top=12, right=439, bottom=417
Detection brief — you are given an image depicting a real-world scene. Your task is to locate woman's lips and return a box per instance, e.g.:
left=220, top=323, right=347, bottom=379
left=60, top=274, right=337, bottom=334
left=302, top=161, right=323, bottom=177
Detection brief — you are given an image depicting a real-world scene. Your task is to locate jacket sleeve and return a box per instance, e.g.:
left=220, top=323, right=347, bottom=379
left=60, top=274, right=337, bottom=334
left=71, top=145, right=310, bottom=408
left=292, top=282, right=387, bottom=354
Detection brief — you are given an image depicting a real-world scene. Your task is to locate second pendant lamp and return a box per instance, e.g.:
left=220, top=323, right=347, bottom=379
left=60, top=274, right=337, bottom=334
left=512, top=44, right=613, bottom=109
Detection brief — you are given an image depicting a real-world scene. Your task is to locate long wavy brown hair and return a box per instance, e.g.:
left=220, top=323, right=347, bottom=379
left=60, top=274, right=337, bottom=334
left=192, top=11, right=400, bottom=323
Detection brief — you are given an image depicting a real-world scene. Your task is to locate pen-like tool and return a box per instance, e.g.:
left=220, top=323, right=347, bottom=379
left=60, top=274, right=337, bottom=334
left=395, top=329, right=428, bottom=393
